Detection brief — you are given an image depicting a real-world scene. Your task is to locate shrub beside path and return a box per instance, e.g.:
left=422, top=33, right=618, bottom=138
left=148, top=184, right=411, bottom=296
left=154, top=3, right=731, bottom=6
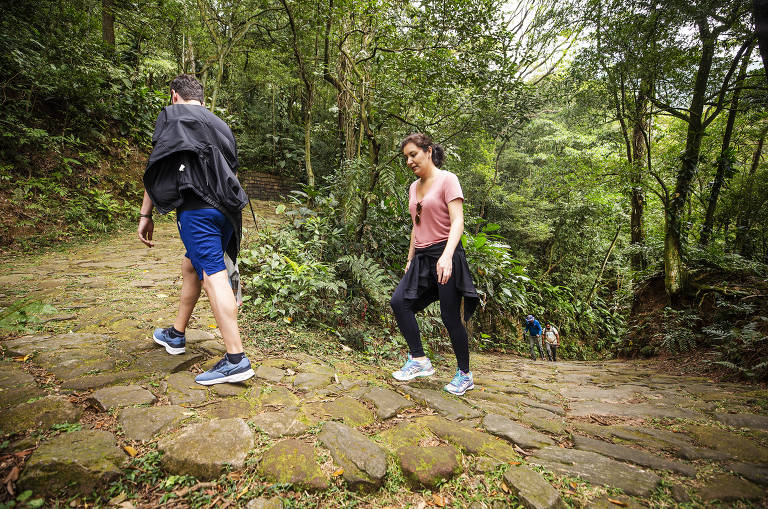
left=0, top=204, right=767, bottom=507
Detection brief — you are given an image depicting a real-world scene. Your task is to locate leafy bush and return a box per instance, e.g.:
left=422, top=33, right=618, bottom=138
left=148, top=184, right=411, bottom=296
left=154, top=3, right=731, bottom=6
left=703, top=318, right=768, bottom=381
left=239, top=228, right=346, bottom=325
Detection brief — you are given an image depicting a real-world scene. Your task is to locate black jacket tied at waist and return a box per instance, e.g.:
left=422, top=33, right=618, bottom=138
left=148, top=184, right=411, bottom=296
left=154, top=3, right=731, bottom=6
left=144, top=104, right=247, bottom=263
left=400, top=240, right=480, bottom=320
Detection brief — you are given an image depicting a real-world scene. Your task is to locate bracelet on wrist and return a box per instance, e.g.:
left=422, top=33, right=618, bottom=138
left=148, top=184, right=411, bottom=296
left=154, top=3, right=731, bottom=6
left=140, top=213, right=153, bottom=219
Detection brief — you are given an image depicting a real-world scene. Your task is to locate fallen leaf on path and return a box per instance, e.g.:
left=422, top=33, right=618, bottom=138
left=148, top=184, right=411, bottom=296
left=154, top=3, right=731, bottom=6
left=332, top=468, right=344, bottom=477
left=432, top=494, right=446, bottom=507
left=236, top=487, right=248, bottom=499
left=108, top=492, right=127, bottom=505
left=509, top=460, right=522, bottom=465
left=2, top=466, right=19, bottom=484
left=608, top=499, right=628, bottom=507
left=500, top=482, right=509, bottom=493
left=13, top=355, right=31, bottom=362
left=123, top=446, right=138, bottom=457
left=569, top=481, right=578, bottom=490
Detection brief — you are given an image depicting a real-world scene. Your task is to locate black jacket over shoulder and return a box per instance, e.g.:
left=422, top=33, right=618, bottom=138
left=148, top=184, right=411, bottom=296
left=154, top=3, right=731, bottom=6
left=144, top=104, right=248, bottom=262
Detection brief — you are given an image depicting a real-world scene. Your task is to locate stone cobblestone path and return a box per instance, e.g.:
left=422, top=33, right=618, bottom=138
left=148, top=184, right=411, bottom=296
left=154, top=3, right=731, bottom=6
left=1, top=205, right=767, bottom=507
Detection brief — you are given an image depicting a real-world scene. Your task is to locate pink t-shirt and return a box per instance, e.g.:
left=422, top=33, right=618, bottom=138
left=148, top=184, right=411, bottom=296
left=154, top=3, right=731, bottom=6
left=409, top=170, right=464, bottom=248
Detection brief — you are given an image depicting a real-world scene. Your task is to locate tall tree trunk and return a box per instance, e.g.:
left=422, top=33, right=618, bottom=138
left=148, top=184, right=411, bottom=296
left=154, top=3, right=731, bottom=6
left=209, top=54, right=224, bottom=111
left=302, top=92, right=315, bottom=187
left=665, top=21, right=716, bottom=303
left=102, top=0, right=115, bottom=48
left=700, top=44, right=753, bottom=246
left=755, top=0, right=768, bottom=83
left=586, top=227, right=621, bottom=306
left=734, top=124, right=768, bottom=255
left=629, top=81, right=649, bottom=270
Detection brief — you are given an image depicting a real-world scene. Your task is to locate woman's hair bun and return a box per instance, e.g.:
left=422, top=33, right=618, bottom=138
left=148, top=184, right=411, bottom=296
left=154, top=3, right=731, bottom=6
left=431, top=144, right=444, bottom=168
left=400, top=133, right=445, bottom=167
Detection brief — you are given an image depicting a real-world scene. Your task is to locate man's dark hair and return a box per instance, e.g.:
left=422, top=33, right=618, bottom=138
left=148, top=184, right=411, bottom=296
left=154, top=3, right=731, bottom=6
left=170, top=74, right=204, bottom=103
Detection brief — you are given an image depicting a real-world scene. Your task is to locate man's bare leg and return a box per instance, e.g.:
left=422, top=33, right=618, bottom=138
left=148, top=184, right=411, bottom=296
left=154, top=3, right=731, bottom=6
left=202, top=269, right=243, bottom=354
left=173, top=257, right=202, bottom=333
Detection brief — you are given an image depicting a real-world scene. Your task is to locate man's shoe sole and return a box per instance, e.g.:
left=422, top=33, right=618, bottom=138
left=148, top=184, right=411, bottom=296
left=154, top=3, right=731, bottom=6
left=445, top=383, right=475, bottom=396
left=391, top=367, right=435, bottom=381
left=195, top=368, right=255, bottom=386
left=153, top=332, right=186, bottom=355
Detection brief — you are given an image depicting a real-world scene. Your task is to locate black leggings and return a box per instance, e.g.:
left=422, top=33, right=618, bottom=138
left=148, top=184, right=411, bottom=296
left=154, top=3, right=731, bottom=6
left=390, top=274, right=470, bottom=373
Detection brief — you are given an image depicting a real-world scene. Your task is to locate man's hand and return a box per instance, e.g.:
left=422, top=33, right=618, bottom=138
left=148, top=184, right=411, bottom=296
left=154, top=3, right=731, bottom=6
left=436, top=254, right=453, bottom=284
left=138, top=217, right=155, bottom=247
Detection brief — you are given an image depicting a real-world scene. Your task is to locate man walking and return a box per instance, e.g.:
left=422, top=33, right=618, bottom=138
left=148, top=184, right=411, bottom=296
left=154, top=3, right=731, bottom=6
left=524, top=315, right=544, bottom=360
left=138, top=74, right=254, bottom=385
left=543, top=322, right=560, bottom=362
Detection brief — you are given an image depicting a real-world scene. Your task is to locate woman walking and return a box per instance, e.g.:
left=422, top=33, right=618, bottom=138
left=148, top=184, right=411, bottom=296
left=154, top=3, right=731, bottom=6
left=390, top=133, right=480, bottom=395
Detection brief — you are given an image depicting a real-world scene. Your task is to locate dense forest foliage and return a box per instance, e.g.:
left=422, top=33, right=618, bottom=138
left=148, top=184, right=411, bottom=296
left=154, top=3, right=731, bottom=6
left=2, top=0, right=767, bottom=377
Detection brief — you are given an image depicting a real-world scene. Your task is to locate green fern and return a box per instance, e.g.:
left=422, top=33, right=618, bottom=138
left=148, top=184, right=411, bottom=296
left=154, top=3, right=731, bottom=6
left=338, top=254, right=394, bottom=306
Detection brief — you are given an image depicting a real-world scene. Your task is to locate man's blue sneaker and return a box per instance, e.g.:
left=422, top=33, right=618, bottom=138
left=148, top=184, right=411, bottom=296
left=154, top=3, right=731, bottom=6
left=153, top=327, right=186, bottom=355
left=444, top=369, right=474, bottom=396
left=392, top=355, right=435, bottom=381
left=195, top=355, right=255, bottom=385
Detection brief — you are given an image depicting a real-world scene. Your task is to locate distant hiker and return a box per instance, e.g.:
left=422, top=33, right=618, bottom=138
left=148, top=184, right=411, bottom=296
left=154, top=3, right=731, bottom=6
left=524, top=315, right=544, bottom=360
left=390, top=133, right=480, bottom=396
left=138, top=74, right=254, bottom=385
left=543, top=321, right=560, bottom=362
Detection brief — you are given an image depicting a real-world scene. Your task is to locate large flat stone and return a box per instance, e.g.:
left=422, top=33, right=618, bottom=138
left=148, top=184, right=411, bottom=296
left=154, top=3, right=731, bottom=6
left=251, top=410, right=307, bottom=437
left=483, top=413, right=554, bottom=449
left=260, top=386, right=300, bottom=407
left=166, top=372, right=207, bottom=406
left=361, top=387, right=413, bottom=419
left=529, top=447, right=661, bottom=497
left=728, top=462, right=768, bottom=485
left=136, top=350, right=204, bottom=374
left=158, top=418, right=253, bottom=479
left=254, top=365, right=285, bottom=383
left=0, top=395, right=82, bottom=435
left=567, top=400, right=700, bottom=420
left=376, top=422, right=432, bottom=451
left=713, top=412, right=768, bottom=431
left=0, top=362, right=45, bottom=409
left=201, top=399, right=252, bottom=419
left=119, top=405, right=187, bottom=441
left=401, top=386, right=482, bottom=420
left=418, top=415, right=518, bottom=462
left=293, top=372, right=332, bottom=391
left=18, top=430, right=125, bottom=496
left=696, top=473, right=764, bottom=502
left=503, top=464, right=566, bottom=509
left=397, top=445, right=461, bottom=488
left=686, top=424, right=768, bottom=464
left=318, top=421, right=387, bottom=491
left=61, top=371, right=142, bottom=391
left=259, top=439, right=328, bottom=490
left=296, top=363, right=335, bottom=376
left=88, top=385, right=157, bottom=411
left=321, top=396, right=374, bottom=427
left=572, top=435, right=696, bottom=477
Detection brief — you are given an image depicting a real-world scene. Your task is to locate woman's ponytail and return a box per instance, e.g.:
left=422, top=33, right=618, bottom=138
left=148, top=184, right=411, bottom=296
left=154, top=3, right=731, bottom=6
left=400, top=133, right=445, bottom=168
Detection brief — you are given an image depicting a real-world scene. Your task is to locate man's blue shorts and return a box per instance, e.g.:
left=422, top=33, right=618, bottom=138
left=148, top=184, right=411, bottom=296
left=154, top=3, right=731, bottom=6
left=177, top=208, right=234, bottom=281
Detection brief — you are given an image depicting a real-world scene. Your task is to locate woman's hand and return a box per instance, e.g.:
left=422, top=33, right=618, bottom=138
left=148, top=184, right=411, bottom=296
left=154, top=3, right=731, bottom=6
left=436, top=254, right=453, bottom=284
